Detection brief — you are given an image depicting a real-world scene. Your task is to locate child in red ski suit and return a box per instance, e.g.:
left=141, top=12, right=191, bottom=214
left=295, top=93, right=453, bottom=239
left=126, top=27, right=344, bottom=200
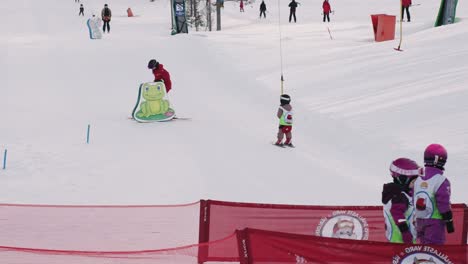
left=147, top=59, right=172, bottom=93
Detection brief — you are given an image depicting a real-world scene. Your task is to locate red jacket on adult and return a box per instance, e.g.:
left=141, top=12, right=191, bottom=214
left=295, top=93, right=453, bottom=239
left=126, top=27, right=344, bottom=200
left=322, top=1, right=331, bottom=13
left=402, top=0, right=411, bottom=7
left=152, top=64, right=172, bottom=93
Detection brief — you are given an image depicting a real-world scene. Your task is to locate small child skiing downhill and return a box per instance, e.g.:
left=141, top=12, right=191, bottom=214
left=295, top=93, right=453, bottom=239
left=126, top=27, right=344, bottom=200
left=148, top=59, right=172, bottom=93
left=275, top=94, right=293, bottom=147
left=414, top=144, right=454, bottom=244
left=382, top=158, right=420, bottom=244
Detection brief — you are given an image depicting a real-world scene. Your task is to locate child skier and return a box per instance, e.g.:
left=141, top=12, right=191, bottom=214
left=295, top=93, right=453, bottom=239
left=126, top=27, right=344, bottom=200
left=275, top=94, right=293, bottom=147
left=414, top=144, right=454, bottom=244
left=382, top=158, right=420, bottom=243
left=147, top=59, right=172, bottom=93
left=240, top=0, right=245, bottom=12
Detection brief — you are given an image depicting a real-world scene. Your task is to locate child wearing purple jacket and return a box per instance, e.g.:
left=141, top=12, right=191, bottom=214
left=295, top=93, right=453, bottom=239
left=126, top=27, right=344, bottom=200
left=382, top=158, right=419, bottom=243
left=414, top=144, right=454, bottom=244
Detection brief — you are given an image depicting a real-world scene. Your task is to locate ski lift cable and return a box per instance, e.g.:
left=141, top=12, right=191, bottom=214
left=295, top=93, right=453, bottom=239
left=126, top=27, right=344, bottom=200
left=396, top=0, right=404, bottom=51
left=277, top=0, right=285, bottom=94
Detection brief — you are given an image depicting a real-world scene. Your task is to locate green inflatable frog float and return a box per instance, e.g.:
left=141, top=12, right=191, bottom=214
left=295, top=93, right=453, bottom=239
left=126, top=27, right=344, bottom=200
left=136, top=82, right=170, bottom=118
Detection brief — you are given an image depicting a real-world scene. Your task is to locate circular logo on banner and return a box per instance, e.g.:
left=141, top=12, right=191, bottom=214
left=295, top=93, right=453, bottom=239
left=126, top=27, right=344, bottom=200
left=315, top=210, right=369, bottom=240
left=393, top=246, right=453, bottom=264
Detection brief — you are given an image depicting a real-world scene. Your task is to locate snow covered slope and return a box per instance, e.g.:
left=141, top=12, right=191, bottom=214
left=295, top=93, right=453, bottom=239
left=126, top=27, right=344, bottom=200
left=1, top=0, right=467, bottom=206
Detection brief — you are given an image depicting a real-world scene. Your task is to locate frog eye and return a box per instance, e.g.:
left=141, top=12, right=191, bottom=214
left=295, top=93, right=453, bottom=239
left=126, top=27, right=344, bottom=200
left=157, top=86, right=161, bottom=90
left=145, top=87, right=149, bottom=91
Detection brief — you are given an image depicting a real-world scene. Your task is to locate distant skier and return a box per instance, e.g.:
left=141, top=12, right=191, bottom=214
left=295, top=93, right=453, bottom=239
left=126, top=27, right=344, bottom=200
left=274, top=94, right=294, bottom=147
left=148, top=59, right=172, bottom=93
left=322, top=0, right=331, bottom=22
left=382, top=158, right=420, bottom=244
left=240, top=0, right=245, bottom=12
left=79, top=4, right=84, bottom=16
left=401, top=0, right=411, bottom=22
left=101, top=4, right=112, bottom=33
left=259, top=1, right=267, bottom=18
left=414, top=144, right=454, bottom=244
left=288, top=0, right=298, bottom=23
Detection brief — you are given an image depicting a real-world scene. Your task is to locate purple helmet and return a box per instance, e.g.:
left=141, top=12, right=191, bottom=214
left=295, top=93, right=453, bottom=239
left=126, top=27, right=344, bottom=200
left=390, top=158, right=420, bottom=177
left=424, top=143, right=447, bottom=169
left=390, top=158, right=420, bottom=185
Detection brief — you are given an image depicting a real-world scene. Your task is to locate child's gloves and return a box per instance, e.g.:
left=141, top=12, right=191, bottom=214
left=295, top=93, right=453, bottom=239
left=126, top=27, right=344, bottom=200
left=441, top=211, right=455, bottom=233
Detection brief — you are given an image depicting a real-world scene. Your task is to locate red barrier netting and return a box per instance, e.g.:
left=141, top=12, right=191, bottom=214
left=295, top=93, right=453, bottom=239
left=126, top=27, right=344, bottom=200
left=0, top=202, right=200, bottom=251
left=236, top=228, right=468, bottom=264
left=199, top=200, right=467, bottom=262
left=0, top=232, right=237, bottom=264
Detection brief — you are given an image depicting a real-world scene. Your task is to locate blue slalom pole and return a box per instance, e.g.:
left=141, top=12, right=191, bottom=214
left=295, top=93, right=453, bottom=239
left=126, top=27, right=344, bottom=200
left=86, top=124, right=91, bottom=144
left=2, top=149, right=7, bottom=170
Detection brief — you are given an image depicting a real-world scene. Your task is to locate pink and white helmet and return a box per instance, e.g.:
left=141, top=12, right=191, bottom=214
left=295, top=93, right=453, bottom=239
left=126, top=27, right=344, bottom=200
left=390, top=158, right=420, bottom=178
left=424, top=143, right=447, bottom=169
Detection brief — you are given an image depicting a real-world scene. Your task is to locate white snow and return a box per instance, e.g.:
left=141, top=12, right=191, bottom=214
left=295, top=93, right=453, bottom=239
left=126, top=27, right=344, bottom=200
left=1, top=0, right=467, bottom=207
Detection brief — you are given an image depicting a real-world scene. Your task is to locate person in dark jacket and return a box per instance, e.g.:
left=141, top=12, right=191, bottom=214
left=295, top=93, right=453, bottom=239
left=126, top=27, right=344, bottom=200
left=322, top=0, right=331, bottom=22
left=101, top=4, right=112, bottom=33
left=288, top=0, right=298, bottom=23
left=401, top=0, right=411, bottom=22
left=382, top=158, right=420, bottom=244
left=79, top=4, right=84, bottom=16
left=259, top=1, right=267, bottom=18
left=148, top=59, right=172, bottom=93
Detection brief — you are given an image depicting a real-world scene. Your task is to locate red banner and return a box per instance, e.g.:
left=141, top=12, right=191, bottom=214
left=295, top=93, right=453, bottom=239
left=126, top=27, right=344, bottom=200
left=237, top=228, right=468, bottom=264
left=199, top=200, right=467, bottom=262
left=0, top=233, right=237, bottom=264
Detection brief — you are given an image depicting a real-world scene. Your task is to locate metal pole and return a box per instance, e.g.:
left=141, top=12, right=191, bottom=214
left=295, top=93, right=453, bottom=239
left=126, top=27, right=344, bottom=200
left=216, top=2, right=221, bottom=31
left=86, top=124, right=91, bottom=144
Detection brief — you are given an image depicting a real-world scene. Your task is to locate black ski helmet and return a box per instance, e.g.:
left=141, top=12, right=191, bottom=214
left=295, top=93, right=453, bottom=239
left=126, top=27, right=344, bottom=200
left=148, top=59, right=159, bottom=69
left=280, top=94, right=291, bottom=105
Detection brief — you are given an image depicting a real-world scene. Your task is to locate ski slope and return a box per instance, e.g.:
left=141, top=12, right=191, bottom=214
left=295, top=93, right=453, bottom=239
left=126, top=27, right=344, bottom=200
left=1, top=0, right=467, bottom=206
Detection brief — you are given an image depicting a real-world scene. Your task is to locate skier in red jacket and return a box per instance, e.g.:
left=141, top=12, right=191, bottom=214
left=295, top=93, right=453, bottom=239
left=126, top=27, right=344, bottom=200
left=401, top=0, right=412, bottom=22
left=148, top=59, right=172, bottom=93
left=322, top=0, right=331, bottom=22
